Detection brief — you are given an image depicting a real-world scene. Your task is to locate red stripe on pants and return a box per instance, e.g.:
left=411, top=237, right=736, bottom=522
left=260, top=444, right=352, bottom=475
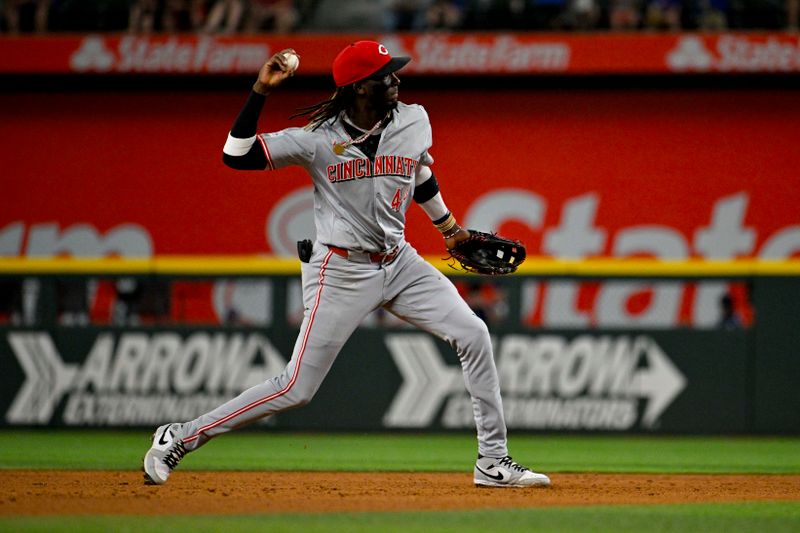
left=183, top=249, right=333, bottom=444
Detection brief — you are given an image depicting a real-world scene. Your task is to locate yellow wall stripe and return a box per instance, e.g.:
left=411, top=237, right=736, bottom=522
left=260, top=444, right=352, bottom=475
left=1, top=256, right=799, bottom=277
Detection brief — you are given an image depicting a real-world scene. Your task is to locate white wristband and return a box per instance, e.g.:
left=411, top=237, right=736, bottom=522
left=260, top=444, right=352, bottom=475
left=223, top=133, right=257, bottom=156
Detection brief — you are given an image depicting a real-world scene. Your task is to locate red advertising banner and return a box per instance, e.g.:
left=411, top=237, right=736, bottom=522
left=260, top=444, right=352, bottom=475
left=3, top=88, right=799, bottom=260
left=2, top=32, right=800, bottom=75
left=2, top=87, right=799, bottom=328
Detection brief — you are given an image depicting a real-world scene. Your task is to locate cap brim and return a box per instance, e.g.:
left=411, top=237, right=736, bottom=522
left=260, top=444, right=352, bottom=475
left=368, top=56, right=411, bottom=80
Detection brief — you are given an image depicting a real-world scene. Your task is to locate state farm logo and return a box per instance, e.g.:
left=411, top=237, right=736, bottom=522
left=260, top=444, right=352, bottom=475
left=667, top=34, right=800, bottom=72
left=69, top=35, right=269, bottom=74
left=381, top=34, right=570, bottom=73
left=666, top=36, right=714, bottom=71
left=70, top=36, right=116, bottom=72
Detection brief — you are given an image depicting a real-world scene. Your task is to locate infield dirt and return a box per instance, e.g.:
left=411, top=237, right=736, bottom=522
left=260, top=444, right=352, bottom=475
left=2, top=471, right=800, bottom=516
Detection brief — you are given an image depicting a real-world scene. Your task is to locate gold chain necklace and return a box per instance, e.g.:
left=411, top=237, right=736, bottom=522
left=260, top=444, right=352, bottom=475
left=332, top=112, right=389, bottom=155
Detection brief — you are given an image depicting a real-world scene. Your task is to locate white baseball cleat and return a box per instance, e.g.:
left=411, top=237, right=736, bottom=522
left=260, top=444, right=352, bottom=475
left=474, top=455, right=551, bottom=488
left=143, top=423, right=187, bottom=485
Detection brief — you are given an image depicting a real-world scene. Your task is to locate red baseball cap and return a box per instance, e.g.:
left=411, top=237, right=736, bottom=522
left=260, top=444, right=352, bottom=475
left=332, top=40, right=411, bottom=87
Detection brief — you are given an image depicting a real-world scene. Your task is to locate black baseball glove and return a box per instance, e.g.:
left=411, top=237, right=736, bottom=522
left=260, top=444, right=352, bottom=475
left=446, top=230, right=526, bottom=275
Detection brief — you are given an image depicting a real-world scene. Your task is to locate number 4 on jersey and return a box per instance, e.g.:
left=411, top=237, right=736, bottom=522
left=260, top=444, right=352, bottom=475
left=391, top=186, right=410, bottom=211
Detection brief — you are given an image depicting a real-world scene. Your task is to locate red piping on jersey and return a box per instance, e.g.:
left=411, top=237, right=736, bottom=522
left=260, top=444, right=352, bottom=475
left=258, top=135, right=275, bottom=170
left=183, top=249, right=333, bottom=445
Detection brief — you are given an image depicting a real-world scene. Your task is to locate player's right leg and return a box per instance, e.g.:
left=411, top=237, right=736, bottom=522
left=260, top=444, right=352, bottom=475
left=382, top=250, right=550, bottom=487
left=143, top=246, right=382, bottom=484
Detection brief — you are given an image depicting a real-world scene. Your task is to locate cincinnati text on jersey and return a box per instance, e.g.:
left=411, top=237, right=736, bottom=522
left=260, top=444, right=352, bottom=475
left=326, top=155, right=419, bottom=183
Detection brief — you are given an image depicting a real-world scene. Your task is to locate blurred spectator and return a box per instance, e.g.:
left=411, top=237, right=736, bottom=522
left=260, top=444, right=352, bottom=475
left=556, top=0, right=600, bottom=29
left=243, top=0, right=299, bottom=33
left=113, top=277, right=170, bottom=325
left=113, top=277, right=142, bottom=325
left=609, top=0, right=641, bottom=28
left=696, top=0, right=729, bottom=29
left=305, top=0, right=388, bottom=31
left=787, top=0, right=798, bottom=28
left=463, top=0, right=519, bottom=29
left=128, top=0, right=158, bottom=32
left=57, top=278, right=90, bottom=326
left=644, top=0, right=681, bottom=28
left=425, top=0, right=465, bottom=29
left=0, top=278, right=40, bottom=325
left=465, top=282, right=491, bottom=323
left=384, top=0, right=465, bottom=31
left=696, top=0, right=738, bottom=27
left=386, top=0, right=426, bottom=30
left=740, top=0, right=785, bottom=27
left=162, top=0, right=207, bottom=32
left=35, top=0, right=126, bottom=32
left=204, top=0, right=244, bottom=33
left=2, top=0, right=50, bottom=33
left=530, top=0, right=568, bottom=29
left=0, top=0, right=794, bottom=32
left=0, top=279, right=24, bottom=324
left=459, top=280, right=508, bottom=325
left=718, top=293, right=743, bottom=330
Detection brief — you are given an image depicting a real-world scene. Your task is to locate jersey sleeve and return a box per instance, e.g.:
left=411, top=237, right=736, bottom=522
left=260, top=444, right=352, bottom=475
left=418, top=106, right=435, bottom=167
left=258, top=127, right=316, bottom=170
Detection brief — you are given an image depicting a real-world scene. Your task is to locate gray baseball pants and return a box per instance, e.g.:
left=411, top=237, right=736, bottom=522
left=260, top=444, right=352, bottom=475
left=179, top=241, right=509, bottom=458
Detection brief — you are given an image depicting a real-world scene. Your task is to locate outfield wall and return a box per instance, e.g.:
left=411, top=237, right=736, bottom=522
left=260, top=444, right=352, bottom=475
left=1, top=269, right=797, bottom=435
left=3, top=36, right=798, bottom=434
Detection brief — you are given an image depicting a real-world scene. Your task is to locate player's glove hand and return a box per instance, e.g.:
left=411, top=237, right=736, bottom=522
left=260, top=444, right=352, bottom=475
left=446, top=230, right=526, bottom=276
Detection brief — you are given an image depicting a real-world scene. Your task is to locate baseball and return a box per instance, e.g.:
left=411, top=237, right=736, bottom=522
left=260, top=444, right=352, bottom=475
left=283, top=52, right=300, bottom=73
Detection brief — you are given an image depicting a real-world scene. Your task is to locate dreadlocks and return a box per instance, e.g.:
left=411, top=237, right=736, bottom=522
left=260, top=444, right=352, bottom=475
left=290, top=86, right=355, bottom=131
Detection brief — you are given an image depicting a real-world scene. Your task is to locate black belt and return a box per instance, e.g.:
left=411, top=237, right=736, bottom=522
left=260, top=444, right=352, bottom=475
left=327, top=245, right=401, bottom=265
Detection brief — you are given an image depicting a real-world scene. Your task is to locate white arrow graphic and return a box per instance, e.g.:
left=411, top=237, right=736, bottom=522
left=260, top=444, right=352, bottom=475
left=6, top=333, right=77, bottom=424
left=630, top=336, right=687, bottom=428
left=383, top=334, right=464, bottom=427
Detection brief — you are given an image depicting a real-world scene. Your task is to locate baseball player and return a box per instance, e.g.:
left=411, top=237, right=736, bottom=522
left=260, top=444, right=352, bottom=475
left=143, top=40, right=550, bottom=489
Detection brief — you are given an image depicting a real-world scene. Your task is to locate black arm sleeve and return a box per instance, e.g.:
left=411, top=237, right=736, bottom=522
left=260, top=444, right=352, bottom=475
left=223, top=90, right=268, bottom=170
left=231, top=90, right=267, bottom=137
left=413, top=172, right=440, bottom=204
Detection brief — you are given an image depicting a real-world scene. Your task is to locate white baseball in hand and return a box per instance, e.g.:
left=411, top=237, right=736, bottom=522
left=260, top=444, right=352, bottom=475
left=283, top=52, right=300, bottom=73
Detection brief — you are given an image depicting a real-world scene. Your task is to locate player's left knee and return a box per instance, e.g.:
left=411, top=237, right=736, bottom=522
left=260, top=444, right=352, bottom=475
left=459, top=318, right=492, bottom=354
left=283, top=387, right=314, bottom=408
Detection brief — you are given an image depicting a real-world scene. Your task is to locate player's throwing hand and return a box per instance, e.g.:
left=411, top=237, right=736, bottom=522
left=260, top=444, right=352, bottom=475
left=254, top=48, right=300, bottom=95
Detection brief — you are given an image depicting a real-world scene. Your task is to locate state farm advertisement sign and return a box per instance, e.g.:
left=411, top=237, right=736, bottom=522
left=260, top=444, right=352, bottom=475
left=3, top=89, right=798, bottom=260
left=69, top=35, right=269, bottom=74
left=667, top=34, right=800, bottom=72
left=2, top=32, right=800, bottom=75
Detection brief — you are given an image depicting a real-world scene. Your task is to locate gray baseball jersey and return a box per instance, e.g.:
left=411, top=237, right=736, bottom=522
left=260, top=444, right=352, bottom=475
left=179, top=102, right=510, bottom=459
left=258, top=102, right=434, bottom=252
